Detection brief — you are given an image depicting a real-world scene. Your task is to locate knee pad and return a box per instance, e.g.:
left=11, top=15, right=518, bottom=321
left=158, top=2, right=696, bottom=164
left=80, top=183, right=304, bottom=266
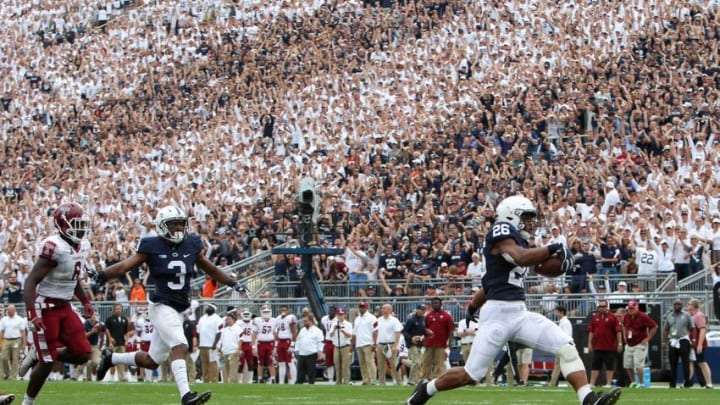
left=558, top=343, right=585, bottom=376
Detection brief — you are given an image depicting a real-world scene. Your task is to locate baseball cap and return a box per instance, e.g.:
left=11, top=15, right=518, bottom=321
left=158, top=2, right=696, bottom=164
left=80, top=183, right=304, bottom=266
left=337, top=308, right=346, bottom=315
left=415, top=305, right=425, bottom=310
left=618, top=281, right=627, bottom=287
left=627, top=300, right=639, bottom=309
left=713, top=218, right=720, bottom=224
left=359, top=301, right=368, bottom=308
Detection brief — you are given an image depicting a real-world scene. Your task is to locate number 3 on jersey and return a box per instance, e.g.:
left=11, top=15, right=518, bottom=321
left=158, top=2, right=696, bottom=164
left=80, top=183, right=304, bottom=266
left=167, top=260, right=187, bottom=290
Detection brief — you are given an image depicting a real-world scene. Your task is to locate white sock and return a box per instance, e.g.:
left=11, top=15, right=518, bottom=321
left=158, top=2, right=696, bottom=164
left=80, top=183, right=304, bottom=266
left=327, top=366, right=334, bottom=382
left=22, top=394, right=35, bottom=405
left=279, top=363, right=287, bottom=384
left=427, top=379, right=438, bottom=396
left=112, top=352, right=137, bottom=366
left=171, top=359, right=191, bottom=398
left=249, top=371, right=254, bottom=383
left=289, top=361, right=296, bottom=384
left=577, top=384, right=593, bottom=403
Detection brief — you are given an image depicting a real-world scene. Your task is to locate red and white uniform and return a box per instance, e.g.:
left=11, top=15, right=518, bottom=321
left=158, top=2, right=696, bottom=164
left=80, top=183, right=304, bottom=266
left=136, top=316, right=154, bottom=352
left=238, top=319, right=256, bottom=367
left=275, top=314, right=296, bottom=363
left=252, top=317, right=276, bottom=367
left=33, top=236, right=92, bottom=363
left=320, top=314, right=336, bottom=367
left=37, top=236, right=90, bottom=300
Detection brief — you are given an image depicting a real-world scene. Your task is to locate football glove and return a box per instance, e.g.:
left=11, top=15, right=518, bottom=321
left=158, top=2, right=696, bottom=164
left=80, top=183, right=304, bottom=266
left=86, top=267, right=105, bottom=283
left=465, top=305, right=479, bottom=328
left=557, top=246, right=575, bottom=274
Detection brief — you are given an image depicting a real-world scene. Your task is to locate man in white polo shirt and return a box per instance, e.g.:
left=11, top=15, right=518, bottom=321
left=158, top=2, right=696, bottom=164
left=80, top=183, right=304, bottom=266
left=216, top=312, right=241, bottom=384
left=329, top=308, right=353, bottom=384
left=294, top=315, right=324, bottom=384
left=0, top=304, right=27, bottom=380
left=353, top=300, right=377, bottom=385
left=197, top=304, right=223, bottom=383
left=374, top=304, right=403, bottom=385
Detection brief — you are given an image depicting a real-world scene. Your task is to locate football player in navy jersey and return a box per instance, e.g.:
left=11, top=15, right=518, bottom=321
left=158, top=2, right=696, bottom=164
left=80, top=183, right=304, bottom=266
left=91, top=206, right=244, bottom=405
left=407, top=196, right=622, bottom=405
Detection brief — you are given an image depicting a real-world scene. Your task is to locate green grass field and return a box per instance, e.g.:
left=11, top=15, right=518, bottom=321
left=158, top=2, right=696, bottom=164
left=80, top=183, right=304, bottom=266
left=1, top=381, right=716, bottom=405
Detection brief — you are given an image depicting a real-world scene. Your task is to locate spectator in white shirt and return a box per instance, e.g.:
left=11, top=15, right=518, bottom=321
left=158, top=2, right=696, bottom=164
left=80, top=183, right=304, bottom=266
left=294, top=315, right=324, bottom=385
left=466, top=253, right=485, bottom=286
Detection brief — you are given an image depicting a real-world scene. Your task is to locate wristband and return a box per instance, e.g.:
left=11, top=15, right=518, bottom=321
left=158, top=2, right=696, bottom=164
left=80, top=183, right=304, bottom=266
left=547, top=243, right=563, bottom=255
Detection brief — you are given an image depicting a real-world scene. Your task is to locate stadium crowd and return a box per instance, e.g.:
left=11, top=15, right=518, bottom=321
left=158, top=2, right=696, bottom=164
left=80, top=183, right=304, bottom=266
left=0, top=0, right=720, bottom=305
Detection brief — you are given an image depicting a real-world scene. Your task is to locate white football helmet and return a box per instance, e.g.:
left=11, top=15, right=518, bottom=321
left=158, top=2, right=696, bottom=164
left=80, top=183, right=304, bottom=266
left=260, top=305, right=272, bottom=320
left=495, top=195, right=537, bottom=240
left=240, top=308, right=252, bottom=321
left=155, top=206, right=188, bottom=244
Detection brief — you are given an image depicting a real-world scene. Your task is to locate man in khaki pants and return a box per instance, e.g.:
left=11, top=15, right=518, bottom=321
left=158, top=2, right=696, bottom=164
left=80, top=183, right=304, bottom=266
left=422, top=298, right=455, bottom=380
left=352, top=301, right=377, bottom=385
left=402, top=305, right=426, bottom=385
left=330, top=308, right=353, bottom=384
left=197, top=304, right=222, bottom=383
left=217, top=312, right=241, bottom=384
left=0, top=305, right=27, bottom=380
left=374, top=304, right=403, bottom=385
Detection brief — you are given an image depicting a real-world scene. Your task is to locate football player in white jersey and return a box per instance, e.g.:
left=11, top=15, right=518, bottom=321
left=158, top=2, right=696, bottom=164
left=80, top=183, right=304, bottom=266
left=20, top=202, right=95, bottom=405
left=252, top=305, right=277, bottom=383
left=237, top=309, right=256, bottom=383
left=274, top=304, right=297, bottom=384
left=134, top=307, right=155, bottom=382
left=320, top=306, right=337, bottom=383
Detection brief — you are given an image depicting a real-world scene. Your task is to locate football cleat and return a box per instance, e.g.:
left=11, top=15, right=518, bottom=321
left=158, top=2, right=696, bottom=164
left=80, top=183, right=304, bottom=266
left=406, top=379, right=431, bottom=405
left=181, top=391, right=212, bottom=405
left=18, top=348, right=38, bottom=378
left=96, top=348, right=114, bottom=382
left=0, top=393, right=15, bottom=405
left=583, top=387, right=622, bottom=405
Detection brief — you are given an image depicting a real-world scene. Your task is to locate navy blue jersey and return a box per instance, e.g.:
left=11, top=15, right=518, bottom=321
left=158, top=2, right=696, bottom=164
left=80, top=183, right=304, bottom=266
left=481, top=221, right=529, bottom=301
left=138, top=234, right=203, bottom=313
left=379, top=253, right=403, bottom=279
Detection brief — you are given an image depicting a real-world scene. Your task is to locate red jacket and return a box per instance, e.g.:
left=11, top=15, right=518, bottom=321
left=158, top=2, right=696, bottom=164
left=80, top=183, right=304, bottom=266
left=424, top=309, right=454, bottom=348
left=588, top=312, right=621, bottom=351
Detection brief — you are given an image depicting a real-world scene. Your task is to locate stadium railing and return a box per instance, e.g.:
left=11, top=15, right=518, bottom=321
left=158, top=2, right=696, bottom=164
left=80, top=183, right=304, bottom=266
left=188, top=239, right=299, bottom=292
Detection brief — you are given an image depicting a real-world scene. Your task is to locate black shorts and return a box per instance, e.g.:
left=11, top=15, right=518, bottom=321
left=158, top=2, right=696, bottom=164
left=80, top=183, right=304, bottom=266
left=591, top=350, right=615, bottom=371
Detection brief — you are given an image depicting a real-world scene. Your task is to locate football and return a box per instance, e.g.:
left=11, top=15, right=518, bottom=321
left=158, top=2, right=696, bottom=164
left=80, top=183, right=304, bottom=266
left=535, top=256, right=564, bottom=278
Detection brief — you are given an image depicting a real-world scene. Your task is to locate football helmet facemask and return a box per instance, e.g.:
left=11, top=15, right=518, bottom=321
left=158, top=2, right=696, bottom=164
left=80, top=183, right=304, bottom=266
left=241, top=308, right=252, bottom=321
left=155, top=206, right=188, bottom=244
left=260, top=305, right=272, bottom=320
left=53, top=202, right=91, bottom=246
left=495, top=195, right=537, bottom=240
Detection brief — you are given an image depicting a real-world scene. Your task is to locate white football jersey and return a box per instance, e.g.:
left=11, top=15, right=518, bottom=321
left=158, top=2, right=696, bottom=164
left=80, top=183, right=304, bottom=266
left=635, top=246, right=658, bottom=276
left=275, top=314, right=296, bottom=340
left=397, top=335, right=408, bottom=359
left=36, top=235, right=91, bottom=301
left=253, top=317, right=277, bottom=342
left=136, top=317, right=154, bottom=342
left=238, top=319, right=256, bottom=343
left=320, top=314, right=336, bottom=341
